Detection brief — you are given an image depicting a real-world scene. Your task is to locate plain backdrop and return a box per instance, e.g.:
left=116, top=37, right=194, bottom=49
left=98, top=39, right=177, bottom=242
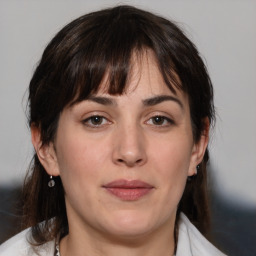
left=0, top=0, right=255, bottom=211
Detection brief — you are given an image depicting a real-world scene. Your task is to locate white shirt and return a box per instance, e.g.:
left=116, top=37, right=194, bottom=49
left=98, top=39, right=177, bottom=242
left=176, top=213, right=226, bottom=255
left=0, top=213, right=226, bottom=256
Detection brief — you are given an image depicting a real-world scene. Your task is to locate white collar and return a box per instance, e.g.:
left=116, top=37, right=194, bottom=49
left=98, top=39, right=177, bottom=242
left=176, top=213, right=226, bottom=256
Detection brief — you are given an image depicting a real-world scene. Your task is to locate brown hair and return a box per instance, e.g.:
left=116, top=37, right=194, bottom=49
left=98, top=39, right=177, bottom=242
left=23, top=5, right=214, bottom=245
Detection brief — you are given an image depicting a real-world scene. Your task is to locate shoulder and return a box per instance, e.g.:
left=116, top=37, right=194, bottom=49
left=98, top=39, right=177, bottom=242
left=0, top=228, right=55, bottom=256
left=0, top=228, right=31, bottom=256
left=176, top=213, right=227, bottom=256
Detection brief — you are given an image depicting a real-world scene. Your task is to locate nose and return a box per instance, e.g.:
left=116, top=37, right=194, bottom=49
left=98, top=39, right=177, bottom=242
left=112, top=123, right=147, bottom=167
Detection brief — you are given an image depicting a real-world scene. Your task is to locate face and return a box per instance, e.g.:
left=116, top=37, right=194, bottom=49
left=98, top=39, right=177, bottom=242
left=34, top=51, right=208, bottom=241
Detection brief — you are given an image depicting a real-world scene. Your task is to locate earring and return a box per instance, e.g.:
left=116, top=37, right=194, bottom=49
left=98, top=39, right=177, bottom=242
left=48, top=175, right=55, bottom=188
left=195, top=164, right=200, bottom=175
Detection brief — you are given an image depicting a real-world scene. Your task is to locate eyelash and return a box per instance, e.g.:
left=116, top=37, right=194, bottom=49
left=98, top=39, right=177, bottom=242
left=82, top=115, right=111, bottom=128
left=145, top=115, right=174, bottom=127
left=82, top=114, right=174, bottom=128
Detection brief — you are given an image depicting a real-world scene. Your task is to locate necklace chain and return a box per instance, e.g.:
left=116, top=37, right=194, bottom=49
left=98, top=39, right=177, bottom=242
left=55, top=243, right=60, bottom=256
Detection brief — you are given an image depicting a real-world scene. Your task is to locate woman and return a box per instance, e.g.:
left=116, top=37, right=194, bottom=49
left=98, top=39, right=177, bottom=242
left=0, top=5, right=226, bottom=256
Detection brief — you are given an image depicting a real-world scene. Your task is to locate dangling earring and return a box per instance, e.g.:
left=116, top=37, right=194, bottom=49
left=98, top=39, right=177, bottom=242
left=48, top=175, right=55, bottom=188
left=194, top=164, right=200, bottom=176
left=195, top=164, right=200, bottom=175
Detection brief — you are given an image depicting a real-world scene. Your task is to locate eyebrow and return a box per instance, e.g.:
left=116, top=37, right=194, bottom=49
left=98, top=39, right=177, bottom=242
left=142, top=95, right=184, bottom=109
left=86, top=96, right=117, bottom=106
left=86, top=95, right=183, bottom=109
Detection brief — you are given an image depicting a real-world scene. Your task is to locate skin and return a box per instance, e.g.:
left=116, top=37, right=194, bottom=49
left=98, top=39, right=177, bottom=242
left=32, top=51, right=208, bottom=256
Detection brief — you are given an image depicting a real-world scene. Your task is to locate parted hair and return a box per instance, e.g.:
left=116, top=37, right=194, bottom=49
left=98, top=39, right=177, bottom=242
left=23, top=5, right=215, bottom=245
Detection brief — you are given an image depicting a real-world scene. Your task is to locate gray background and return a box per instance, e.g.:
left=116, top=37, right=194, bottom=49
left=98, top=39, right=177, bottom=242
left=0, top=0, right=256, bottom=255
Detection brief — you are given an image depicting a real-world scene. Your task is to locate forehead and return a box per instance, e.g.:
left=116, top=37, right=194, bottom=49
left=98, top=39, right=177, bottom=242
left=95, top=50, right=187, bottom=102
left=80, top=50, right=189, bottom=110
left=65, top=50, right=190, bottom=122
left=68, top=48, right=187, bottom=110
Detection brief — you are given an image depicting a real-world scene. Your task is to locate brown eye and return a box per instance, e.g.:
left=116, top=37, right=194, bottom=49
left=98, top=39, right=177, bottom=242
left=152, top=116, right=166, bottom=125
left=90, top=116, right=103, bottom=125
left=82, top=115, right=110, bottom=128
left=146, top=115, right=174, bottom=127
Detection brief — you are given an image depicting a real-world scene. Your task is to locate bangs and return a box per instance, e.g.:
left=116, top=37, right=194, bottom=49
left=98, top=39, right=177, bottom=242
left=56, top=7, right=181, bottom=107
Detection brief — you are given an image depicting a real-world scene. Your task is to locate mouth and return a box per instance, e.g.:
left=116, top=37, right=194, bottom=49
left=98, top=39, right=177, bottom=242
left=102, top=179, right=154, bottom=201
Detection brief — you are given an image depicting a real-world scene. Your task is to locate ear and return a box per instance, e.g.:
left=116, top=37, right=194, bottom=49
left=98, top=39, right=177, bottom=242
left=188, top=118, right=210, bottom=176
left=31, top=124, right=60, bottom=176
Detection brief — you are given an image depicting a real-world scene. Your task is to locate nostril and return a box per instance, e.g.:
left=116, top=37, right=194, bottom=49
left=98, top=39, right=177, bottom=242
left=136, top=159, right=142, bottom=164
left=116, top=158, right=143, bottom=166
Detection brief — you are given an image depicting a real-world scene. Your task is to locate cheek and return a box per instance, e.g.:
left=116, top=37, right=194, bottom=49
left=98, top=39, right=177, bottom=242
left=149, top=136, right=192, bottom=200
left=153, top=144, right=189, bottom=194
left=55, top=133, right=109, bottom=210
left=55, top=132, right=109, bottom=183
left=150, top=135, right=193, bottom=176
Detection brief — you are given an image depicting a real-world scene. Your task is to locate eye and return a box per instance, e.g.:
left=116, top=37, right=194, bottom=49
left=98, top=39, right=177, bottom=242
left=82, top=115, right=110, bottom=127
left=146, top=115, right=174, bottom=126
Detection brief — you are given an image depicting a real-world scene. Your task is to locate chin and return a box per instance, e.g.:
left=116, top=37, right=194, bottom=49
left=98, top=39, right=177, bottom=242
left=103, top=210, right=156, bottom=237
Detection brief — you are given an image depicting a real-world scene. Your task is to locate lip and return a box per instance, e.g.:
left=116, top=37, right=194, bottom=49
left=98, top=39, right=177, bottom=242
left=102, top=179, right=154, bottom=201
